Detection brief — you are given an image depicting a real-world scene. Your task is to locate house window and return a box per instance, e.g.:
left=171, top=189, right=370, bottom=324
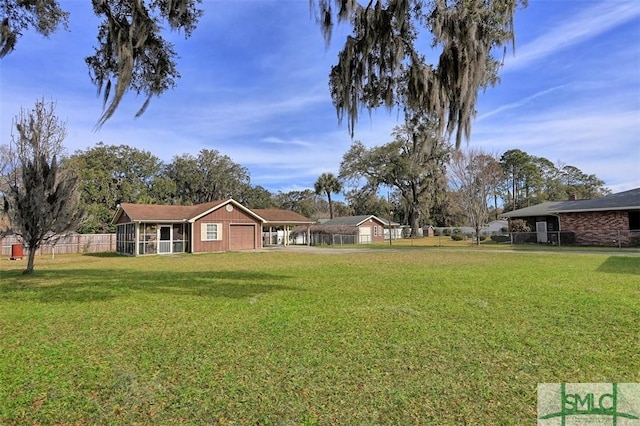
left=629, top=211, right=640, bottom=230
left=202, top=223, right=222, bottom=241
left=374, top=226, right=380, bottom=236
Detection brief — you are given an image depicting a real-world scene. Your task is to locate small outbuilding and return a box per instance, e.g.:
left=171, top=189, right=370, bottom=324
left=317, top=215, right=391, bottom=244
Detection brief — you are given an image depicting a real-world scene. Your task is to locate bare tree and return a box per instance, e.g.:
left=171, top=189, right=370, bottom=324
left=2, top=100, right=84, bottom=274
left=448, top=148, right=499, bottom=245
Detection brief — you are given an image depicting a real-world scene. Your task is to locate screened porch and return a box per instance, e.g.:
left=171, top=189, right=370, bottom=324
left=116, top=222, right=190, bottom=256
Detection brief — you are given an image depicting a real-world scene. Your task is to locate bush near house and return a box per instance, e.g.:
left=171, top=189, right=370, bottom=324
left=450, top=233, right=465, bottom=241
left=491, top=235, right=511, bottom=243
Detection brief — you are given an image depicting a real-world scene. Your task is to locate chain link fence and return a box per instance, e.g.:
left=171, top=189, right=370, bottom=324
left=507, top=230, right=640, bottom=248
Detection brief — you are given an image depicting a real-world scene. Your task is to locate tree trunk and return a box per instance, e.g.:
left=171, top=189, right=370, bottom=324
left=327, top=192, right=334, bottom=219
left=24, top=246, right=36, bottom=274
left=408, top=207, right=420, bottom=238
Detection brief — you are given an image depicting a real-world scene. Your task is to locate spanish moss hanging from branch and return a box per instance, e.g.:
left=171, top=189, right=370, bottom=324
left=312, top=0, right=526, bottom=148
left=86, top=0, right=202, bottom=128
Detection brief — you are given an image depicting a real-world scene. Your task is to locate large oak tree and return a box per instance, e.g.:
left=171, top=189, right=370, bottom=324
left=340, top=116, right=450, bottom=236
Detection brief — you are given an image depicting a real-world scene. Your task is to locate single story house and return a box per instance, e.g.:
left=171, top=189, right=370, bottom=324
left=500, top=187, right=640, bottom=246
left=313, top=215, right=394, bottom=244
left=112, top=199, right=313, bottom=255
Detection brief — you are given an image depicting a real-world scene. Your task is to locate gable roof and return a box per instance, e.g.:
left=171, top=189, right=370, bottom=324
left=501, top=188, right=640, bottom=218
left=322, top=215, right=388, bottom=227
left=114, top=203, right=201, bottom=223
left=252, top=209, right=314, bottom=225
left=112, top=199, right=263, bottom=224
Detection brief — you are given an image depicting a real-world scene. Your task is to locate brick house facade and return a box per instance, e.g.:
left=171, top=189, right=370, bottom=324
left=501, top=188, right=640, bottom=247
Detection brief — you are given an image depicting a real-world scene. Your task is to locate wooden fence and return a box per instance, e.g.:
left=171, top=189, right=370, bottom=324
left=1, top=234, right=116, bottom=257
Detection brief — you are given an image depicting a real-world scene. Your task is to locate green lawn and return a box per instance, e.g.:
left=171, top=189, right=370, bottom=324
left=1, top=249, right=638, bottom=425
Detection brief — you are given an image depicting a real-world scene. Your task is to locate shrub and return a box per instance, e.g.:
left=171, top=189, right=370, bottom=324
left=559, top=232, right=576, bottom=245
left=513, top=232, right=535, bottom=244
left=478, top=235, right=487, bottom=242
left=451, top=233, right=465, bottom=241
left=491, top=235, right=510, bottom=243
left=433, top=228, right=442, bottom=236
left=509, top=220, right=531, bottom=232
left=442, top=228, right=451, bottom=236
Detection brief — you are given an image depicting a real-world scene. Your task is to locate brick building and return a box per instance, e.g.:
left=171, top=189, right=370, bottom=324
left=501, top=188, right=640, bottom=247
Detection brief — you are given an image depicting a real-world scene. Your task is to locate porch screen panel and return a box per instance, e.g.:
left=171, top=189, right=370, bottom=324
left=139, top=224, right=157, bottom=255
left=173, top=224, right=186, bottom=253
left=116, top=223, right=135, bottom=255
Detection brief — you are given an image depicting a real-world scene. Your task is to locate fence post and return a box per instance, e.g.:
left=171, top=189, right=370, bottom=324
left=618, top=230, right=621, bottom=250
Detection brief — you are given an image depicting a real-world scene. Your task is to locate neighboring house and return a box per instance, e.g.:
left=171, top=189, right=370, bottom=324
left=315, top=215, right=392, bottom=244
left=112, top=199, right=315, bottom=256
left=500, top=188, right=640, bottom=246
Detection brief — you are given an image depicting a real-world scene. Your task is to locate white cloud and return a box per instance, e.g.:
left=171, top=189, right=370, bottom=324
left=505, top=1, right=640, bottom=72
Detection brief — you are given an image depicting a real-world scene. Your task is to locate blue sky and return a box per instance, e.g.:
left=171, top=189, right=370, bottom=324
left=1, top=0, right=639, bottom=195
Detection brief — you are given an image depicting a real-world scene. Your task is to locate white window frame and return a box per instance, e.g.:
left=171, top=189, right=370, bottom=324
left=201, top=223, right=222, bottom=241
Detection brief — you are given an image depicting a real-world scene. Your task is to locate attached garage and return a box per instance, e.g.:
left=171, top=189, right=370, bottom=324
left=230, top=224, right=257, bottom=250
left=113, top=199, right=265, bottom=255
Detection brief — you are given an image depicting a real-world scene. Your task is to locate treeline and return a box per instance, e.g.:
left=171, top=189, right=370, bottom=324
left=67, top=142, right=609, bottom=234
left=440, top=149, right=610, bottom=227
left=497, top=149, right=609, bottom=211
left=68, top=143, right=343, bottom=233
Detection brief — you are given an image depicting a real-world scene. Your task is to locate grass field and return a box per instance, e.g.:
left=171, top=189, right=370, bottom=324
left=1, top=248, right=638, bottom=425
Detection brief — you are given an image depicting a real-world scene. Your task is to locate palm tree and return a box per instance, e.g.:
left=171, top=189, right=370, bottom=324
left=314, top=173, right=342, bottom=219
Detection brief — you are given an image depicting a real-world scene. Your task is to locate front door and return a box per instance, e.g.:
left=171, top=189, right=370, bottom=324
left=536, top=221, right=547, bottom=243
left=159, top=226, right=172, bottom=253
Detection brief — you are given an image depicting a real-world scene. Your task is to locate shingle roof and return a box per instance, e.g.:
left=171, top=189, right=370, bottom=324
left=112, top=200, right=314, bottom=225
left=115, top=200, right=233, bottom=223
left=501, top=188, right=640, bottom=218
left=322, top=215, right=389, bottom=226
left=252, top=209, right=314, bottom=224
left=500, top=202, right=565, bottom=218
left=117, top=203, right=203, bottom=222
left=553, top=187, right=640, bottom=212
